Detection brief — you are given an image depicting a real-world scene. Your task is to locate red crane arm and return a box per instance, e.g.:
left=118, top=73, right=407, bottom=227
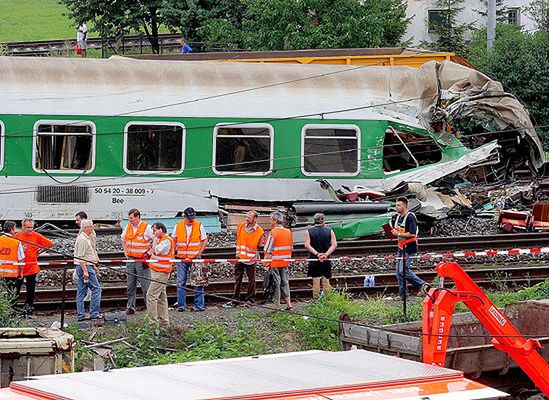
left=422, top=261, right=549, bottom=396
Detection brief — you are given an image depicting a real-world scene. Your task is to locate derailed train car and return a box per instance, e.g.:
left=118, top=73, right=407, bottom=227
left=0, top=55, right=543, bottom=222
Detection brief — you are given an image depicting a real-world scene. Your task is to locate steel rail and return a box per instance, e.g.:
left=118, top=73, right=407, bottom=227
left=28, top=265, right=548, bottom=311
left=38, top=232, right=549, bottom=266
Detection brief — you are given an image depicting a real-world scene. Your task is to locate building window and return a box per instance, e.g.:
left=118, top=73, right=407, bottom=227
left=124, top=123, right=185, bottom=173
left=428, top=9, right=449, bottom=32
left=508, top=8, right=520, bottom=25
left=34, top=122, right=94, bottom=172
left=213, top=124, right=272, bottom=174
left=302, top=125, right=360, bottom=175
left=383, top=127, right=442, bottom=173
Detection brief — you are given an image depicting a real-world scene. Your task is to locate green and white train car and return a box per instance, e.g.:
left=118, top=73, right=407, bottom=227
left=0, top=57, right=538, bottom=222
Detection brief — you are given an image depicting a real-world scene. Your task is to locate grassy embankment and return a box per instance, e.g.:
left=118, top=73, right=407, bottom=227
left=65, top=278, right=549, bottom=371
left=0, top=0, right=76, bottom=42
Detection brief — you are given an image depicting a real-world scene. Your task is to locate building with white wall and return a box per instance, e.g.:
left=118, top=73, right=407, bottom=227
left=404, top=0, right=537, bottom=46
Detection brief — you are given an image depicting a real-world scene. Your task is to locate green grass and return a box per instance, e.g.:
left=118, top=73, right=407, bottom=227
left=0, top=0, right=79, bottom=42
left=66, top=280, right=549, bottom=371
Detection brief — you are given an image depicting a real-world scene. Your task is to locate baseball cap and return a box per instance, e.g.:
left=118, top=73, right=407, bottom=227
left=183, top=207, right=196, bottom=220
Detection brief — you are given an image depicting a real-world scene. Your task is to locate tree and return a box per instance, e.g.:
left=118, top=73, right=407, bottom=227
left=474, top=0, right=508, bottom=22
left=524, top=0, right=549, bottom=31
left=197, top=0, right=409, bottom=51
left=161, top=0, right=246, bottom=46
left=468, top=24, right=549, bottom=146
left=421, top=0, right=475, bottom=56
left=60, top=0, right=165, bottom=53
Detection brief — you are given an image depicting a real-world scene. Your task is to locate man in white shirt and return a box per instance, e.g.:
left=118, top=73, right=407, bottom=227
left=77, top=23, right=88, bottom=58
left=74, top=219, right=102, bottom=321
left=121, top=208, right=153, bottom=315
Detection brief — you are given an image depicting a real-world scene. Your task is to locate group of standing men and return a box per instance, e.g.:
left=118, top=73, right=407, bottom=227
left=1, top=199, right=429, bottom=323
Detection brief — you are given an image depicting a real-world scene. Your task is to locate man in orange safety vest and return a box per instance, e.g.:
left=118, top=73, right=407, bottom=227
left=0, top=221, right=25, bottom=308
left=121, top=208, right=153, bottom=315
left=264, top=211, right=293, bottom=311
left=224, top=210, right=264, bottom=308
left=172, top=207, right=208, bottom=311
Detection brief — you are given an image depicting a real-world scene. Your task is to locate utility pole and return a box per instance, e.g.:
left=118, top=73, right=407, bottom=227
left=487, top=0, right=496, bottom=49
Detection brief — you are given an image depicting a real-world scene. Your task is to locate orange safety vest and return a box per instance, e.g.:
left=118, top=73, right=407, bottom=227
left=175, top=220, right=204, bottom=259
left=0, top=235, right=21, bottom=278
left=266, top=226, right=293, bottom=268
left=123, top=221, right=151, bottom=258
left=149, top=235, right=175, bottom=273
left=236, top=223, right=264, bottom=261
left=393, top=212, right=419, bottom=249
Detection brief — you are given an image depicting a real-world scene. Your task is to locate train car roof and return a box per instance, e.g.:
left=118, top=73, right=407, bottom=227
left=3, top=350, right=506, bottom=400
left=0, top=56, right=430, bottom=127
left=123, top=47, right=475, bottom=69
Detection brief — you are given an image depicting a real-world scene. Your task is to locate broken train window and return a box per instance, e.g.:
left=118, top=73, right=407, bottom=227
left=213, top=124, right=272, bottom=174
left=34, top=122, right=94, bottom=172
left=302, top=125, right=360, bottom=175
left=382, top=127, right=442, bottom=173
left=125, top=123, right=184, bottom=173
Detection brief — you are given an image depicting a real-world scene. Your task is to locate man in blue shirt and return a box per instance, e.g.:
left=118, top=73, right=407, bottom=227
left=180, top=38, right=192, bottom=54
left=390, top=197, right=431, bottom=300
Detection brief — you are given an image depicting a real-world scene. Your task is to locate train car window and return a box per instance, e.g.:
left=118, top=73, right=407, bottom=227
left=34, top=123, right=93, bottom=171
left=0, top=122, right=4, bottom=171
left=213, top=124, right=272, bottom=174
left=382, top=128, right=442, bottom=173
left=125, top=123, right=185, bottom=173
left=302, top=125, right=360, bottom=175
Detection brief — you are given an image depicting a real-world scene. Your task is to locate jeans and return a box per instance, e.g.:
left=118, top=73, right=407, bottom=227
left=395, top=250, right=425, bottom=300
left=176, top=261, right=205, bottom=311
left=75, top=265, right=101, bottom=320
left=126, top=261, right=151, bottom=310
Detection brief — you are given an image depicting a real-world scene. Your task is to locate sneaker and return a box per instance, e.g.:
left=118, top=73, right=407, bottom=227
left=222, top=302, right=234, bottom=309
left=177, top=307, right=187, bottom=312
left=421, top=283, right=433, bottom=296
left=90, top=314, right=103, bottom=320
left=190, top=306, right=205, bottom=312
left=125, top=308, right=135, bottom=315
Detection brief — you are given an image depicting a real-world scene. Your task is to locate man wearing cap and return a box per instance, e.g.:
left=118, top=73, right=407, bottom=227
left=304, top=213, right=337, bottom=300
left=172, top=207, right=208, bottom=311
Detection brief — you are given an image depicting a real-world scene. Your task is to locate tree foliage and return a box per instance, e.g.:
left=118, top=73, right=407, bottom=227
left=524, top=0, right=549, bottom=31
left=421, top=0, right=475, bottom=56
left=59, top=0, right=166, bottom=52
left=468, top=24, right=549, bottom=146
left=474, top=0, right=508, bottom=22
left=198, top=0, right=410, bottom=51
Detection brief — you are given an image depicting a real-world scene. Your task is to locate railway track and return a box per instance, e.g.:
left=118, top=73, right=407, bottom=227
left=38, top=232, right=549, bottom=267
left=28, top=265, right=548, bottom=311
left=4, top=33, right=182, bottom=56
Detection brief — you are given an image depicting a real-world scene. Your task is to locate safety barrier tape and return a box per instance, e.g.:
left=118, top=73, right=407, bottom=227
left=1, top=246, right=549, bottom=266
